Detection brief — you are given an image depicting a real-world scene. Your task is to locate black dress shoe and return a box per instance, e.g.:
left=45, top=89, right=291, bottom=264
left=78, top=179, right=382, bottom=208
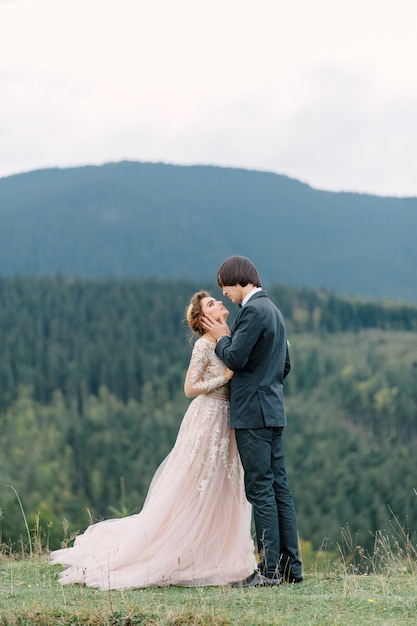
left=291, top=575, right=303, bottom=583
left=230, top=571, right=282, bottom=588
left=282, top=574, right=303, bottom=583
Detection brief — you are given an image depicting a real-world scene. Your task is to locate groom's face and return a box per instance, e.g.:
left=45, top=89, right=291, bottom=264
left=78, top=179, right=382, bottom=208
left=221, top=284, right=243, bottom=304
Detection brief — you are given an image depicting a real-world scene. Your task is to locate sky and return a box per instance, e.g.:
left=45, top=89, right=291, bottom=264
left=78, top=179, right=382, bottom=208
left=1, top=0, right=417, bottom=197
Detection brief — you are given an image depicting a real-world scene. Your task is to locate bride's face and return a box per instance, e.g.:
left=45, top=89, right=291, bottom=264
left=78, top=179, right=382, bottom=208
left=201, top=296, right=229, bottom=322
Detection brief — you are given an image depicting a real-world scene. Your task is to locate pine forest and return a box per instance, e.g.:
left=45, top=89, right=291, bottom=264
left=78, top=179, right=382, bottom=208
left=1, top=276, right=417, bottom=557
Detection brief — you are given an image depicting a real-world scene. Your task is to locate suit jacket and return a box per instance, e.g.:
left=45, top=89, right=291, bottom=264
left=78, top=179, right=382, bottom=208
left=215, top=290, right=289, bottom=429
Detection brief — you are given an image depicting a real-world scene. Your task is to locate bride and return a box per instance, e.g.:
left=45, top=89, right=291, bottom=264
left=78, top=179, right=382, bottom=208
left=50, top=291, right=256, bottom=589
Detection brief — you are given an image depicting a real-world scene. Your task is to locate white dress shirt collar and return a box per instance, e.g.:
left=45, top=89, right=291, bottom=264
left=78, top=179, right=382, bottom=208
left=241, top=286, right=262, bottom=307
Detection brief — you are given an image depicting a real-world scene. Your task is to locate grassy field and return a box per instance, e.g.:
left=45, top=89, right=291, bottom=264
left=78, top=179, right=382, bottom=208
left=0, top=556, right=416, bottom=626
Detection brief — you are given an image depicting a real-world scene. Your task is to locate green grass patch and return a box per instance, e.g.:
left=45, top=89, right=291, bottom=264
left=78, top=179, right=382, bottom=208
left=1, top=557, right=416, bottom=625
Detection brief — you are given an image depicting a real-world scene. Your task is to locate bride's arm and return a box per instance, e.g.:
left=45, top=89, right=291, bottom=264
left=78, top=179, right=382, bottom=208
left=184, top=341, right=232, bottom=398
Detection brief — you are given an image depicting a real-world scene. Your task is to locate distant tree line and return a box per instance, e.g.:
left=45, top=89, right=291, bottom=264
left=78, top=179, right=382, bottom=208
left=2, top=276, right=417, bottom=411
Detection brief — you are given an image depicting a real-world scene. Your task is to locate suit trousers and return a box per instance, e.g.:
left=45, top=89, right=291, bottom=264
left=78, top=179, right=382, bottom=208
left=235, top=426, right=302, bottom=579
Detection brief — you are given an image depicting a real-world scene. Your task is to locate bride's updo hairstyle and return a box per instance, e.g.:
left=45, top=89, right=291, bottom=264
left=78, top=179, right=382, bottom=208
left=186, top=291, right=210, bottom=337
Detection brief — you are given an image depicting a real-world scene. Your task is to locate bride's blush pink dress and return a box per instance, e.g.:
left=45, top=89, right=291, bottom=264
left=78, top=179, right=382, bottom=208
left=50, top=337, right=256, bottom=589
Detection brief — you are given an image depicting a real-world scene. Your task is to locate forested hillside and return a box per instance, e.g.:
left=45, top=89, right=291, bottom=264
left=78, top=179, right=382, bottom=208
left=1, top=277, right=417, bottom=554
left=1, top=161, right=416, bottom=302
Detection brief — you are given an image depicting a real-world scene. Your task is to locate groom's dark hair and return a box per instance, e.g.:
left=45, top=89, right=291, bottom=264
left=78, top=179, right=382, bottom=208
left=217, top=256, right=262, bottom=288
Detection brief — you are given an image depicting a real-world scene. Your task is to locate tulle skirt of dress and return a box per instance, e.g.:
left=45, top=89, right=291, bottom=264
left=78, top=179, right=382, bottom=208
left=50, top=392, right=256, bottom=589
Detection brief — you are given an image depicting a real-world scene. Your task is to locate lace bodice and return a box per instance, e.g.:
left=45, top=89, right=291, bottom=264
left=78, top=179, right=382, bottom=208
left=184, top=337, right=229, bottom=398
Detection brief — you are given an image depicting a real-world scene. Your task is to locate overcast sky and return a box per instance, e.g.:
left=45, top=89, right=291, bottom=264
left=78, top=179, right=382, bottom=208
left=1, top=0, right=416, bottom=196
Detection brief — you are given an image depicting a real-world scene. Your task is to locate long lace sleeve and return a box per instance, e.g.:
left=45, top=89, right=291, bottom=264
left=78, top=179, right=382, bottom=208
left=184, top=338, right=229, bottom=398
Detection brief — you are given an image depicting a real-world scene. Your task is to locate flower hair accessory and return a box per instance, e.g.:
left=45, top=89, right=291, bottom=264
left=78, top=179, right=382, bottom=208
left=186, top=303, right=194, bottom=327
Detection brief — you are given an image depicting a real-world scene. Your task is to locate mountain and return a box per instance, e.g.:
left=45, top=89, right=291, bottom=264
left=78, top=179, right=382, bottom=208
left=0, top=161, right=416, bottom=302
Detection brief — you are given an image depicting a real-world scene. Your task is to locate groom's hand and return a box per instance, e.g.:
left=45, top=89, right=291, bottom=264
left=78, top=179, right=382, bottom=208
left=201, top=313, right=230, bottom=341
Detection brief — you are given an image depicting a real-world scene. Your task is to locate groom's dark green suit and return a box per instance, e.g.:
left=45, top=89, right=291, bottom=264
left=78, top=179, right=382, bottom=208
left=215, top=290, right=302, bottom=581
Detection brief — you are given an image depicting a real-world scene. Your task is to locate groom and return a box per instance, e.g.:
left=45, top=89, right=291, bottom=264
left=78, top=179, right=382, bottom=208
left=202, top=256, right=302, bottom=587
